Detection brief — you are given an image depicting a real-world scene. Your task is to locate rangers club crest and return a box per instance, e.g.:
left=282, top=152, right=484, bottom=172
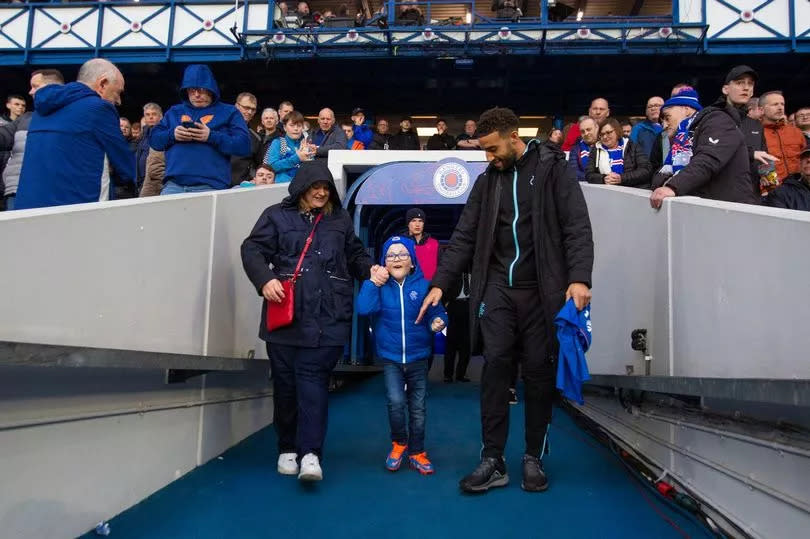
left=433, top=162, right=470, bottom=199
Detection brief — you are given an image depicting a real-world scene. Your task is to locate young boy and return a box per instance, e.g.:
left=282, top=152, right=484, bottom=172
left=357, top=236, right=448, bottom=475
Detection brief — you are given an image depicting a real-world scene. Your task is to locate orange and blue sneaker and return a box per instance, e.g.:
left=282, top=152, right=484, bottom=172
left=386, top=442, right=408, bottom=471
left=408, top=452, right=435, bottom=475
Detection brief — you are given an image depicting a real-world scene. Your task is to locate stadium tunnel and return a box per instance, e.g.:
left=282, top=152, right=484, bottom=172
left=341, top=158, right=488, bottom=364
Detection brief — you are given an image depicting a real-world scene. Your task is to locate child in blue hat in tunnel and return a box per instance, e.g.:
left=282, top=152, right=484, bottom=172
left=356, top=236, right=448, bottom=475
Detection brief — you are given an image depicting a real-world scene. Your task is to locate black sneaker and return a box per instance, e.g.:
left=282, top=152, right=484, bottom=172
left=456, top=376, right=471, bottom=382
left=508, top=388, right=518, bottom=405
left=521, top=454, right=548, bottom=492
left=459, top=457, right=509, bottom=493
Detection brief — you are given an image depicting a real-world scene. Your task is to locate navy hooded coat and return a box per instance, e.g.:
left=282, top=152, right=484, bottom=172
left=241, top=161, right=372, bottom=347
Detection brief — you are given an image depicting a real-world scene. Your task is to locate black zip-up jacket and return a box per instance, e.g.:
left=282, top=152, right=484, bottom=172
left=390, top=129, right=420, bottom=150
left=241, top=161, right=372, bottom=347
left=370, top=132, right=392, bottom=150
left=667, top=97, right=760, bottom=205
left=431, top=141, right=594, bottom=353
left=426, top=133, right=457, bottom=150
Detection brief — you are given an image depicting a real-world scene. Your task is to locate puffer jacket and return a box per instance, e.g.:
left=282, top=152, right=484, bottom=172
left=763, top=120, right=807, bottom=181
left=356, top=235, right=447, bottom=363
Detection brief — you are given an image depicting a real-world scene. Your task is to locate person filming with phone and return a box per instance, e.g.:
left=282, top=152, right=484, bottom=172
left=149, top=64, right=251, bottom=195
left=265, top=110, right=317, bottom=184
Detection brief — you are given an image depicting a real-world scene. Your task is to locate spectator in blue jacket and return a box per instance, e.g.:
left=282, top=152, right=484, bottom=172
left=350, top=108, right=374, bottom=148
left=265, top=111, right=316, bottom=183
left=150, top=64, right=251, bottom=194
left=629, top=96, right=664, bottom=158
left=356, top=235, right=448, bottom=476
left=15, top=59, right=135, bottom=210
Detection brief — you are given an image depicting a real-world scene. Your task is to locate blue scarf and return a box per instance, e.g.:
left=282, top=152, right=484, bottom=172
left=606, top=140, right=625, bottom=174
left=664, top=115, right=696, bottom=175
left=576, top=139, right=590, bottom=169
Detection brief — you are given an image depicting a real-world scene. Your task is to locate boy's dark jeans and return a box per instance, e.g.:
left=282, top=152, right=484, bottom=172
left=383, top=359, right=428, bottom=454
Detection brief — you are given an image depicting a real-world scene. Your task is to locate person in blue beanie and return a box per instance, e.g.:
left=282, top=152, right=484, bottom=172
left=150, top=64, right=251, bottom=194
left=357, top=235, right=448, bottom=476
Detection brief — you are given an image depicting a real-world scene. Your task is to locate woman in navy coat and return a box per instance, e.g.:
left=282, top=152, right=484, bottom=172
left=241, top=161, right=372, bottom=481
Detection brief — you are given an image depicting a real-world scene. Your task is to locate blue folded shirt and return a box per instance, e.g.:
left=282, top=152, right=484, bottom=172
left=555, top=298, right=592, bottom=405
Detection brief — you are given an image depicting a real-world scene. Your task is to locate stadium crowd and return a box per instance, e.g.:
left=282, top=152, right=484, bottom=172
left=1, top=59, right=808, bottom=211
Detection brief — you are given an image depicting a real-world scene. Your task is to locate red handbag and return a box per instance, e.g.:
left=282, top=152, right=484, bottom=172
left=265, top=213, right=323, bottom=332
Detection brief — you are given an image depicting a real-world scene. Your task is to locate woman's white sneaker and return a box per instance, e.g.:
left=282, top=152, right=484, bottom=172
left=277, top=453, right=299, bottom=475
left=298, top=453, right=323, bottom=481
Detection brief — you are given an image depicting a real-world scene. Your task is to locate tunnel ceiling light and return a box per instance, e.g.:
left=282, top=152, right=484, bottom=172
left=576, top=10, right=583, bottom=21
left=518, top=127, right=540, bottom=137
left=417, top=127, right=438, bottom=137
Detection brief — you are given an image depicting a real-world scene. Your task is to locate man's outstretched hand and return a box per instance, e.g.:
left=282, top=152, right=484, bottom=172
left=416, top=287, right=443, bottom=324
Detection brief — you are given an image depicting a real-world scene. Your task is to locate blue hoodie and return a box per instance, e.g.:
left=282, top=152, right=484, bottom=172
left=555, top=299, right=592, bottom=405
left=15, top=82, right=135, bottom=209
left=356, top=236, right=448, bottom=364
left=149, top=65, right=250, bottom=190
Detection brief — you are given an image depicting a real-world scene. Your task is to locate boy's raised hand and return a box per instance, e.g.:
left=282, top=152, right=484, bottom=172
left=430, top=317, right=446, bottom=332
left=369, top=265, right=389, bottom=287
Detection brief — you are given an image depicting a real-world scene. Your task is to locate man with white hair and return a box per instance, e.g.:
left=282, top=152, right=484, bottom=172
left=15, top=58, right=135, bottom=209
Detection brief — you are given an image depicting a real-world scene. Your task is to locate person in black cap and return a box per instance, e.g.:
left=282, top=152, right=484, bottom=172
left=722, top=65, right=779, bottom=197
left=390, top=116, right=420, bottom=150
left=350, top=107, right=373, bottom=148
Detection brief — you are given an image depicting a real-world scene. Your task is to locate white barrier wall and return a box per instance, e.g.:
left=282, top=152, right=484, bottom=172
left=0, top=188, right=285, bottom=538
left=582, top=185, right=810, bottom=380
left=0, top=185, right=288, bottom=358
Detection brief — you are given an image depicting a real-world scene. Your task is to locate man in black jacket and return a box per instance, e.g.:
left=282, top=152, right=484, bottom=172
left=651, top=93, right=761, bottom=208
left=426, top=119, right=456, bottom=150
left=417, top=107, right=594, bottom=494
left=721, top=65, right=778, bottom=198
left=389, top=116, right=420, bottom=150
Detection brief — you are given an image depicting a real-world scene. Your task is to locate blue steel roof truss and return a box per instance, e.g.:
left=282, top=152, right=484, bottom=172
left=104, top=5, right=171, bottom=48
left=1, top=0, right=809, bottom=64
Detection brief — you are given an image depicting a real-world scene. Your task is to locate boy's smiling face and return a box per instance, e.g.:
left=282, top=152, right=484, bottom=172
left=385, top=243, right=413, bottom=283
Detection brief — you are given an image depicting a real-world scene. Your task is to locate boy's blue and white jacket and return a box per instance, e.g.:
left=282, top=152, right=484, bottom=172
left=555, top=299, right=592, bottom=405
left=356, top=236, right=448, bottom=364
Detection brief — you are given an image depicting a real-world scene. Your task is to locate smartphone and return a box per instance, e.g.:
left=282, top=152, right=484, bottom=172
left=181, top=121, right=197, bottom=129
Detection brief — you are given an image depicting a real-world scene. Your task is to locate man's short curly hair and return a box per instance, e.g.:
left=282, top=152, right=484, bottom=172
left=476, top=107, right=519, bottom=137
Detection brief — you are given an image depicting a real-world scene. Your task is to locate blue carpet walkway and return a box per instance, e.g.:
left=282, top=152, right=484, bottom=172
left=87, top=376, right=712, bottom=539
